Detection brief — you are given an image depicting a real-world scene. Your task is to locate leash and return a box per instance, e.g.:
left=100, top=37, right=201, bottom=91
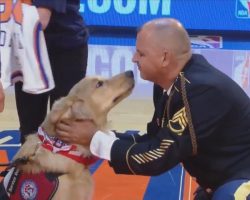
left=0, top=162, right=12, bottom=167
left=0, top=163, right=11, bottom=167
left=0, top=157, right=29, bottom=177
left=0, top=157, right=29, bottom=167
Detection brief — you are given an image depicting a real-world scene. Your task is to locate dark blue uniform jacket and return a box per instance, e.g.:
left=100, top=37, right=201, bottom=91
left=33, top=0, right=88, bottom=49
left=110, top=54, right=250, bottom=190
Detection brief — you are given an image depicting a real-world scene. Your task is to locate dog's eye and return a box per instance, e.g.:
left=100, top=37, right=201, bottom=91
left=96, top=81, right=104, bottom=88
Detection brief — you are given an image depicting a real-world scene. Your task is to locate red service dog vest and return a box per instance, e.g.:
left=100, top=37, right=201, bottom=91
left=7, top=168, right=59, bottom=200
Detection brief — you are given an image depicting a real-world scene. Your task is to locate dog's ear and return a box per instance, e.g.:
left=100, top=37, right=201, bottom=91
left=71, top=100, right=92, bottom=120
left=49, top=97, right=74, bottom=123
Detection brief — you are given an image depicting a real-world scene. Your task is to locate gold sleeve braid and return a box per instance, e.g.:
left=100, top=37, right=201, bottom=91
left=126, top=143, right=137, bottom=174
left=125, top=134, right=140, bottom=174
left=129, top=139, right=174, bottom=165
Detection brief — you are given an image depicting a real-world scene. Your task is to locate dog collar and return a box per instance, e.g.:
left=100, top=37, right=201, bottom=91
left=37, top=127, right=98, bottom=166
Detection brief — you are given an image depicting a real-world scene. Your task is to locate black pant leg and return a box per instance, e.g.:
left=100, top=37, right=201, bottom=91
left=14, top=43, right=88, bottom=143
left=14, top=82, right=49, bottom=143
left=49, top=44, right=88, bottom=107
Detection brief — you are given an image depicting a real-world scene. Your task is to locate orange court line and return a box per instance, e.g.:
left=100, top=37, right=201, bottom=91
left=183, top=172, right=198, bottom=200
left=0, top=150, right=9, bottom=182
left=93, top=160, right=150, bottom=200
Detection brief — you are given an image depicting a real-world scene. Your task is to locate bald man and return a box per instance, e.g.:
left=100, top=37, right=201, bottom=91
left=56, top=18, right=250, bottom=199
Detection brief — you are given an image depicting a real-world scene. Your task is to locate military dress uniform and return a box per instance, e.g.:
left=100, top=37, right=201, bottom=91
left=110, top=54, right=250, bottom=199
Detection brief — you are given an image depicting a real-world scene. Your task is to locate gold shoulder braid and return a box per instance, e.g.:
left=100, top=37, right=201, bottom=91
left=161, top=91, right=174, bottom=128
left=161, top=72, right=197, bottom=156
left=179, top=72, right=197, bottom=155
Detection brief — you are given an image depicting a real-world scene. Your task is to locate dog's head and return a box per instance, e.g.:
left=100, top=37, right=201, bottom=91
left=41, top=71, right=135, bottom=135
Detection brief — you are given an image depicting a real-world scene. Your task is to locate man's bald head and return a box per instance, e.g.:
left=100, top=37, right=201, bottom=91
left=139, top=18, right=191, bottom=57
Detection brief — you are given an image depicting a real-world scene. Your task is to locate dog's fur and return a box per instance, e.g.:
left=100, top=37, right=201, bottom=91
left=4, top=71, right=134, bottom=200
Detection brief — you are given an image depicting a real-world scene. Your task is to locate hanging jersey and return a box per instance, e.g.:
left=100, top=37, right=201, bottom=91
left=0, top=0, right=55, bottom=94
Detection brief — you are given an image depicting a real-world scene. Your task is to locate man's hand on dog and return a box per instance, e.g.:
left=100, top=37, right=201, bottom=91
left=56, top=119, right=97, bottom=146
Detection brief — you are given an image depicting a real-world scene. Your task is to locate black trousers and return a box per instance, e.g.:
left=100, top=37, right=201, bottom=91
left=15, top=44, right=88, bottom=143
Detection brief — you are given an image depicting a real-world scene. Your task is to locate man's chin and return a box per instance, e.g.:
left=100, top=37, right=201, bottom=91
left=140, top=73, right=148, bottom=81
left=140, top=74, right=146, bottom=80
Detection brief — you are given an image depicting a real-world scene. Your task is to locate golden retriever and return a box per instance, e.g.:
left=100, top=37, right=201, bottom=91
left=1, top=71, right=135, bottom=200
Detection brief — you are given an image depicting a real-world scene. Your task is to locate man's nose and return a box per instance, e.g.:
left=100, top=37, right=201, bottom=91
left=132, top=53, right=137, bottom=63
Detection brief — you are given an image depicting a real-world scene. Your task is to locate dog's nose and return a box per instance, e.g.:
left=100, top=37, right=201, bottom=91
left=125, top=70, right=134, bottom=78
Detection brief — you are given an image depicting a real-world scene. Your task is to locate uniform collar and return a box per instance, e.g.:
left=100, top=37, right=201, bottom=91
left=163, top=84, right=173, bottom=96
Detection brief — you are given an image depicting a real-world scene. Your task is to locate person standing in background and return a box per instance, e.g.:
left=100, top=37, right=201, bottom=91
left=15, top=0, right=89, bottom=144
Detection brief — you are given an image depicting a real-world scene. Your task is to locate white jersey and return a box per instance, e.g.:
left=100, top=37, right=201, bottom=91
left=0, top=1, right=54, bottom=94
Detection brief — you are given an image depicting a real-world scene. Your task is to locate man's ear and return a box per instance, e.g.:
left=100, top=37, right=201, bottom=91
left=49, top=97, right=73, bottom=123
left=71, top=100, right=92, bottom=120
left=162, top=50, right=170, bottom=67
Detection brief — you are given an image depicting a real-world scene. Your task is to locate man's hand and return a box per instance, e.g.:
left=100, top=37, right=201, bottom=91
left=56, top=119, right=97, bottom=146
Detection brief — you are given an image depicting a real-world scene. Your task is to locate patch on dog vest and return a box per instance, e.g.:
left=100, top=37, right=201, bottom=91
left=7, top=168, right=59, bottom=200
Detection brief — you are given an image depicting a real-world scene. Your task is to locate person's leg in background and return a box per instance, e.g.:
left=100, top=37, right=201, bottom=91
left=14, top=43, right=87, bottom=144
left=49, top=43, right=88, bottom=107
left=14, top=83, right=49, bottom=144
